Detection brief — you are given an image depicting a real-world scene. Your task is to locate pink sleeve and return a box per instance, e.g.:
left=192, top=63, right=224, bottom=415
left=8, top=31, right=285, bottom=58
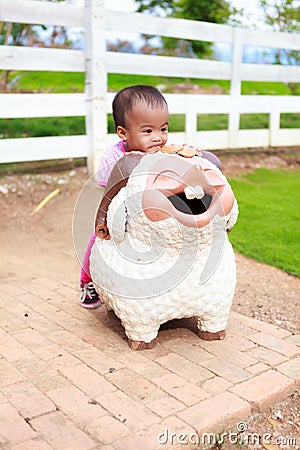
left=98, top=141, right=126, bottom=186
left=98, top=154, right=114, bottom=187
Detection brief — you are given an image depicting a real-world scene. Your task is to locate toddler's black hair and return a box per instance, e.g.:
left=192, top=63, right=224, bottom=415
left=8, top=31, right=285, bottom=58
left=112, top=84, right=168, bottom=130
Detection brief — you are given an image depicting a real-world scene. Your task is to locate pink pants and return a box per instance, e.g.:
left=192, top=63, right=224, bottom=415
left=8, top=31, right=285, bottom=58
left=80, top=232, right=96, bottom=284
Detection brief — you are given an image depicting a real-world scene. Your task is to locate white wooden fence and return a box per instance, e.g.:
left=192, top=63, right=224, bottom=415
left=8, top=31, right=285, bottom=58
left=0, top=0, right=300, bottom=174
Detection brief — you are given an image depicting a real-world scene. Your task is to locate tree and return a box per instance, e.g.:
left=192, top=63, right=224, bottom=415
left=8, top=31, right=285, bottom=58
left=134, top=0, right=240, bottom=58
left=258, top=0, right=300, bottom=62
left=0, top=0, right=73, bottom=91
left=258, top=0, right=300, bottom=93
left=258, top=0, right=300, bottom=34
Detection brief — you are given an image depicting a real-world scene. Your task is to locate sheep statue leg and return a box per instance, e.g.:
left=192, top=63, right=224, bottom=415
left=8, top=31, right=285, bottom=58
left=128, top=338, right=158, bottom=351
left=127, top=326, right=159, bottom=350
left=194, top=315, right=226, bottom=341
left=198, top=329, right=226, bottom=341
left=105, top=307, right=157, bottom=349
left=124, top=322, right=160, bottom=351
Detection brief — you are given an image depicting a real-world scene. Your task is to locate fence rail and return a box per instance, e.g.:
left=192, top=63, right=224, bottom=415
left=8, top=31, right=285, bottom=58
left=0, top=0, right=300, bottom=173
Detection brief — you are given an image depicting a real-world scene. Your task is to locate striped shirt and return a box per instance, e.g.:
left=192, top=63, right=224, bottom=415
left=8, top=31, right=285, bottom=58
left=98, top=140, right=126, bottom=187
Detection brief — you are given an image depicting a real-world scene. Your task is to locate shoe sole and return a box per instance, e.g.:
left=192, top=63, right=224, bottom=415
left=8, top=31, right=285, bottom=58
left=79, top=300, right=102, bottom=309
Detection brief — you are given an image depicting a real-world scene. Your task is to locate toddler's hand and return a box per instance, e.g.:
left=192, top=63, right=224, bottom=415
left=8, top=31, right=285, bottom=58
left=96, top=221, right=110, bottom=240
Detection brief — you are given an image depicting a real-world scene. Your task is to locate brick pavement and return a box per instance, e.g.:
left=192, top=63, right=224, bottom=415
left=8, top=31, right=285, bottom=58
left=0, top=274, right=299, bottom=450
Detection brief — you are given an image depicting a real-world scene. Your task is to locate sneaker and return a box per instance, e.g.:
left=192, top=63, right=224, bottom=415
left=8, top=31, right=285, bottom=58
left=80, top=282, right=101, bottom=309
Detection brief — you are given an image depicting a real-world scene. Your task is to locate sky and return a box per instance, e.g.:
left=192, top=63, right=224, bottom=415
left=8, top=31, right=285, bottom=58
left=101, top=0, right=275, bottom=63
left=103, top=0, right=260, bottom=15
left=98, top=0, right=270, bottom=44
left=102, top=0, right=265, bottom=27
left=70, top=0, right=282, bottom=63
left=73, top=0, right=265, bottom=28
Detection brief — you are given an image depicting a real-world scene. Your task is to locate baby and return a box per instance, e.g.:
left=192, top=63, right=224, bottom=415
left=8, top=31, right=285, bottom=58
left=80, top=84, right=169, bottom=307
left=80, top=83, right=221, bottom=308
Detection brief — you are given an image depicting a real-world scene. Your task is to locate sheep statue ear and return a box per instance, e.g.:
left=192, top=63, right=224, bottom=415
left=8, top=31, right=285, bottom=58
left=95, top=152, right=146, bottom=243
left=106, top=187, right=127, bottom=243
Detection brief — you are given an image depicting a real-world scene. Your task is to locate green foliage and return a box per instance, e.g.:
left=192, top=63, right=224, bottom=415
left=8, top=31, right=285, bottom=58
left=0, top=1, right=76, bottom=91
left=0, top=23, right=35, bottom=46
left=259, top=0, right=300, bottom=34
left=134, top=0, right=239, bottom=58
left=229, top=168, right=300, bottom=277
left=0, top=22, right=70, bottom=48
left=258, top=0, right=300, bottom=79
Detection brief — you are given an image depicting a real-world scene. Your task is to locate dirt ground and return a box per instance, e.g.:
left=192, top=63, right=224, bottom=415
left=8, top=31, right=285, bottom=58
left=0, top=148, right=299, bottom=449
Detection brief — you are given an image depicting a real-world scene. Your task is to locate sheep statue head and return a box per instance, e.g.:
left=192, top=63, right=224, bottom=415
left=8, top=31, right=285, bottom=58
left=90, top=145, right=239, bottom=350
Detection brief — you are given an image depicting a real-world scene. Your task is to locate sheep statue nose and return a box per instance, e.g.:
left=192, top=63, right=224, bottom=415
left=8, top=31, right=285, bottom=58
left=90, top=150, right=239, bottom=350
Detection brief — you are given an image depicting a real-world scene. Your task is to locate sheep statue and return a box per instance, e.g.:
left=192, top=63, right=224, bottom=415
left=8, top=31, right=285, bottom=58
left=90, top=145, right=239, bottom=350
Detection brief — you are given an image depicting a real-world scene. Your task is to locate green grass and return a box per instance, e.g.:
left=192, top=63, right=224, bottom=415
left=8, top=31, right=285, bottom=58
left=9, top=71, right=85, bottom=93
left=241, top=81, right=300, bottom=96
left=229, top=168, right=300, bottom=277
left=281, top=113, right=300, bottom=128
left=4, top=71, right=300, bottom=95
left=0, top=117, right=85, bottom=138
left=240, top=114, right=269, bottom=129
left=2, top=69, right=300, bottom=279
left=197, top=114, right=228, bottom=130
left=1, top=72, right=299, bottom=138
left=2, top=111, right=299, bottom=139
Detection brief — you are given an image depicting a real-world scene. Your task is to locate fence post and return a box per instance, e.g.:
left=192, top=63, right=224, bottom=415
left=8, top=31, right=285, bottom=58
left=269, top=101, right=280, bottom=147
left=84, top=0, right=107, bottom=177
left=185, top=111, right=197, bottom=145
left=228, top=28, right=243, bottom=148
left=185, top=95, right=198, bottom=145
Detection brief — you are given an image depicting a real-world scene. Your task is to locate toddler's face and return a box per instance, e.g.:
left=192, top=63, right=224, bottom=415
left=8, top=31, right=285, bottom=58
left=120, top=102, right=169, bottom=153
